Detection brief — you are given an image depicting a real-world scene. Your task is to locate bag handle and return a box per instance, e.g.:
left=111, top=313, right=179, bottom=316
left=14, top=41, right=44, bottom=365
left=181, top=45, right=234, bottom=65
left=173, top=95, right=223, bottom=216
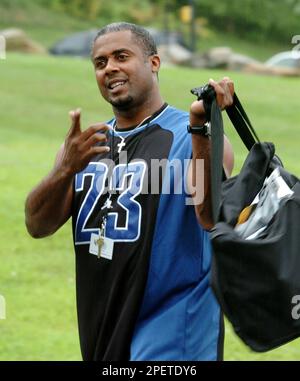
left=191, top=85, right=261, bottom=224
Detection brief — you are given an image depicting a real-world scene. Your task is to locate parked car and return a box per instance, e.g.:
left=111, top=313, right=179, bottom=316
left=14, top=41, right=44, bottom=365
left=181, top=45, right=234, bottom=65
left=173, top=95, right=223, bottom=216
left=243, top=50, right=300, bottom=76
left=49, top=29, right=98, bottom=57
left=265, top=51, right=300, bottom=69
left=49, top=28, right=188, bottom=57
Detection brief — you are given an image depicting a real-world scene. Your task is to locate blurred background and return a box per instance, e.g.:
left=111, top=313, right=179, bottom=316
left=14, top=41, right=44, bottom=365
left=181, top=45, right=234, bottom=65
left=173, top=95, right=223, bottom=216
left=0, top=0, right=300, bottom=360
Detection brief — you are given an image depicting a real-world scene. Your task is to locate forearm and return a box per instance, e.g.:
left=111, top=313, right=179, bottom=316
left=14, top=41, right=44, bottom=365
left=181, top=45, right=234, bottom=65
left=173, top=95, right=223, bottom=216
left=188, top=99, right=214, bottom=229
left=25, top=167, right=73, bottom=238
left=191, top=133, right=214, bottom=231
left=189, top=78, right=235, bottom=230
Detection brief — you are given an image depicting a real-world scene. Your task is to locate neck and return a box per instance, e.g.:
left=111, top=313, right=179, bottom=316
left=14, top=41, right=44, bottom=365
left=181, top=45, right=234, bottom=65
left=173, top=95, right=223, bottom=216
left=113, top=94, right=164, bottom=130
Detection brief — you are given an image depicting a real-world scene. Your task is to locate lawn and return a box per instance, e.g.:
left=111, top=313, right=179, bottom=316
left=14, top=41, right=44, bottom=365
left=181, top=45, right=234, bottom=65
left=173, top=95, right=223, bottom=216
left=0, top=52, right=300, bottom=360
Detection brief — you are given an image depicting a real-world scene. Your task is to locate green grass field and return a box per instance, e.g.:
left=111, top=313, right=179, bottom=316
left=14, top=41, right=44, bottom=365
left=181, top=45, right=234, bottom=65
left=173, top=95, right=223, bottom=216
left=0, top=52, right=300, bottom=360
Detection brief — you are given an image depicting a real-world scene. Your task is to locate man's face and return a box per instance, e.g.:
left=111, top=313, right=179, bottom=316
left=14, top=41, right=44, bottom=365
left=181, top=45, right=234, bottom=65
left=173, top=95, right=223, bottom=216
left=92, top=31, right=158, bottom=110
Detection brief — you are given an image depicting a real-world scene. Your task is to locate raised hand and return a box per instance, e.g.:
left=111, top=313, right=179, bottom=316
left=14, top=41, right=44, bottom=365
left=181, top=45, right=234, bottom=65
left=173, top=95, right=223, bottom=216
left=57, top=108, right=111, bottom=176
left=190, top=77, right=234, bottom=125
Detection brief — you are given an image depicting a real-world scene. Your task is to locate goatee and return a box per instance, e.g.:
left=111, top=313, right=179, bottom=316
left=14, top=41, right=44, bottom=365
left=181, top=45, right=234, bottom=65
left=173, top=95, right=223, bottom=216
left=110, top=96, right=134, bottom=111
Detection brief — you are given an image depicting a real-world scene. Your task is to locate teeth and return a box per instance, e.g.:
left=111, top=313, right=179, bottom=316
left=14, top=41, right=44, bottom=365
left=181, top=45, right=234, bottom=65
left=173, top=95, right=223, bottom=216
left=110, top=81, right=125, bottom=89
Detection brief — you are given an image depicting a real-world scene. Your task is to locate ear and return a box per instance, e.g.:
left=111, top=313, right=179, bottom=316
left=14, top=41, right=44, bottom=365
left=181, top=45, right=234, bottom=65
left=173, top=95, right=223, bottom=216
left=150, top=54, right=161, bottom=74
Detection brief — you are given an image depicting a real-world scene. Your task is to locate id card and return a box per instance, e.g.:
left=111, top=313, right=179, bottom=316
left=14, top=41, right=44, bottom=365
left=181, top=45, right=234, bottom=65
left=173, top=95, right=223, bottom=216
left=89, top=233, right=114, bottom=260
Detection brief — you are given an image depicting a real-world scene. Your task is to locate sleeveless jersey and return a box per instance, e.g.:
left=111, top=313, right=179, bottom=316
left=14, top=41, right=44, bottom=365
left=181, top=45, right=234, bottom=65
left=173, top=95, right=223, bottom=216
left=72, top=104, right=223, bottom=361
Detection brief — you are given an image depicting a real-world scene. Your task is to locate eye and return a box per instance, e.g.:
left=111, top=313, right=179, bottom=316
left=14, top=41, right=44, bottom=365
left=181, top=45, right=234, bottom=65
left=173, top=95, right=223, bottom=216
left=95, top=59, right=107, bottom=69
left=118, top=53, right=128, bottom=61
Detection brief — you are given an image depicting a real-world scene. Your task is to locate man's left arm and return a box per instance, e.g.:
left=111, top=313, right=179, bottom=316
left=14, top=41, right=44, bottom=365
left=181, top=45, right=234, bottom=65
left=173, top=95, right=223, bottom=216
left=187, top=77, right=235, bottom=230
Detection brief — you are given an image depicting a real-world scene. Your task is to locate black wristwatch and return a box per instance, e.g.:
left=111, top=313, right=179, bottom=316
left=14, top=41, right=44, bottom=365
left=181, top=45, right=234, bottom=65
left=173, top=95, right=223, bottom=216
left=187, top=122, right=211, bottom=137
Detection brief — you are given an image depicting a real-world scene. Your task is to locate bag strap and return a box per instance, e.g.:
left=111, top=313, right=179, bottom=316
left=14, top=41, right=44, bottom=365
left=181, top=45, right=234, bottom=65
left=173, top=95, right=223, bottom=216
left=226, top=94, right=260, bottom=151
left=210, top=99, right=224, bottom=224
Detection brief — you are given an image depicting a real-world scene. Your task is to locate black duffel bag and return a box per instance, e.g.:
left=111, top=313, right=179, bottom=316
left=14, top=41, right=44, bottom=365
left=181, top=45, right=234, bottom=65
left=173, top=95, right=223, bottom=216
left=192, top=85, right=300, bottom=352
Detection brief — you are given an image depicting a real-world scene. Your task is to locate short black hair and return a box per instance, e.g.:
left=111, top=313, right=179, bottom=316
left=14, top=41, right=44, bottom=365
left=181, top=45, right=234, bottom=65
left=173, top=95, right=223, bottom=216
left=93, top=22, right=157, bottom=56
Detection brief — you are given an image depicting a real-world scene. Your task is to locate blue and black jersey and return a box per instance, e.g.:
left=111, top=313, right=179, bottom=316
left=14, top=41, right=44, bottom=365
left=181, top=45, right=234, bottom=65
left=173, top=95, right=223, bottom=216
left=72, top=103, right=223, bottom=361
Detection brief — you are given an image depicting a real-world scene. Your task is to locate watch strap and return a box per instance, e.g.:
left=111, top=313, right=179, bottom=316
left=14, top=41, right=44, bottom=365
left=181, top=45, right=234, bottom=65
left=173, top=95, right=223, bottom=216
left=187, top=123, right=210, bottom=136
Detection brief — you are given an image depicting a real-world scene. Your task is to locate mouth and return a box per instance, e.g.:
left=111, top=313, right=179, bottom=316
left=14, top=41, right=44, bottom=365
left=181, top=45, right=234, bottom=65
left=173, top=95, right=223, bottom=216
left=107, top=80, right=127, bottom=91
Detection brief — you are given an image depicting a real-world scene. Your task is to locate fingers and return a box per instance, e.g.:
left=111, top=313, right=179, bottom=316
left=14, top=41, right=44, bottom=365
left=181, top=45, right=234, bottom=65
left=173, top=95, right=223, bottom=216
left=81, top=123, right=111, bottom=140
left=69, top=108, right=81, bottom=135
left=83, top=131, right=109, bottom=152
left=80, top=123, right=111, bottom=156
left=81, top=123, right=111, bottom=154
left=221, top=76, right=235, bottom=96
left=61, top=112, right=112, bottom=175
left=89, top=145, right=111, bottom=156
left=227, top=80, right=234, bottom=97
left=209, top=77, right=234, bottom=109
left=66, top=109, right=111, bottom=147
left=209, top=78, right=225, bottom=96
left=209, top=77, right=234, bottom=94
left=82, top=123, right=111, bottom=155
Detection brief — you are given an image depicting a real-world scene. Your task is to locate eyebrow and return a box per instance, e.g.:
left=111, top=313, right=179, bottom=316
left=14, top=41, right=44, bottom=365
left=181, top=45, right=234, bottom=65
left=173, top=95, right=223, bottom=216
left=93, top=48, right=132, bottom=62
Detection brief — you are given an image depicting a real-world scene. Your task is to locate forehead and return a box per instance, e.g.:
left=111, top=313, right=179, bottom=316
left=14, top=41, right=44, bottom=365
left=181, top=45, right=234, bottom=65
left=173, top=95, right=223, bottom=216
left=92, top=30, right=143, bottom=58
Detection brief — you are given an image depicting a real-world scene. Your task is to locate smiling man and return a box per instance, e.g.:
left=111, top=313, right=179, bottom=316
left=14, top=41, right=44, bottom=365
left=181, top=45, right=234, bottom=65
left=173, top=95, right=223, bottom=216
left=25, top=22, right=234, bottom=361
left=92, top=26, right=164, bottom=125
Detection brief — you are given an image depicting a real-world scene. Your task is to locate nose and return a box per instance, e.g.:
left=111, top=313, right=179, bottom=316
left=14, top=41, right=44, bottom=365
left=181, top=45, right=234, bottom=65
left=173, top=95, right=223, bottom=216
left=104, top=57, right=120, bottom=74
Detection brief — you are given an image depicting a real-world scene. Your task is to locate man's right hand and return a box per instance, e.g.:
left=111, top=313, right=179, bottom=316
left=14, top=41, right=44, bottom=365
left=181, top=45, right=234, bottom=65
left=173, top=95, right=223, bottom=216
left=25, top=108, right=111, bottom=238
left=56, top=108, right=111, bottom=177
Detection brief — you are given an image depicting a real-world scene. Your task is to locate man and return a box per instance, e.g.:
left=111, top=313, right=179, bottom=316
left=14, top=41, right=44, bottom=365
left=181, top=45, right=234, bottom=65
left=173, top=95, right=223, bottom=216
left=25, top=22, right=234, bottom=361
